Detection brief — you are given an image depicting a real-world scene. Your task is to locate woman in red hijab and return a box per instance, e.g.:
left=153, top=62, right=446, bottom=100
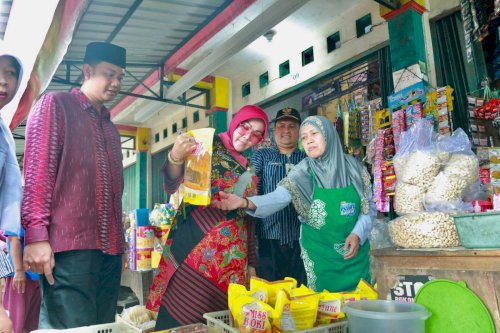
left=148, top=105, right=269, bottom=329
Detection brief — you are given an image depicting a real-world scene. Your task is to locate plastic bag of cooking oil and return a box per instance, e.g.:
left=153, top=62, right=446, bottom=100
left=316, top=291, right=345, bottom=325
left=183, top=128, right=215, bottom=205
left=273, top=289, right=320, bottom=332
left=233, top=296, right=274, bottom=333
left=250, top=277, right=295, bottom=307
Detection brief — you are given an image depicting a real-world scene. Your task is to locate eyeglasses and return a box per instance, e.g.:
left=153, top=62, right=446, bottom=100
left=236, top=122, right=264, bottom=144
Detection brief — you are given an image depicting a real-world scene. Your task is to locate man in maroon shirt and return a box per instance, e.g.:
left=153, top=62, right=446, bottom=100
left=21, top=42, right=126, bottom=328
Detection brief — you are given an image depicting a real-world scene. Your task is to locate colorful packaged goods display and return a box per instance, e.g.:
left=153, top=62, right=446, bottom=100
left=477, top=147, right=500, bottom=200
left=388, top=82, right=426, bottom=115
left=339, top=97, right=381, bottom=152
left=348, top=108, right=361, bottom=141
left=151, top=203, right=177, bottom=268
left=474, top=97, right=499, bottom=120
left=127, top=227, right=137, bottom=270
left=225, top=277, right=376, bottom=332
left=372, top=127, right=397, bottom=212
left=360, top=105, right=371, bottom=146
left=391, top=109, right=406, bottom=151
left=434, top=86, right=454, bottom=136
left=490, top=148, right=500, bottom=194
left=136, top=226, right=156, bottom=249
left=467, top=95, right=500, bottom=147
left=373, top=129, right=390, bottom=212
left=404, top=103, right=423, bottom=129
left=126, top=203, right=178, bottom=271
left=135, top=226, right=155, bottom=270
left=374, top=108, right=391, bottom=130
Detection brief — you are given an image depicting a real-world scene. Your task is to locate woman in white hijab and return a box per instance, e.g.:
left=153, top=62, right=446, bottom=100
left=0, top=53, right=22, bottom=236
left=213, top=116, right=375, bottom=292
left=0, top=52, right=22, bottom=333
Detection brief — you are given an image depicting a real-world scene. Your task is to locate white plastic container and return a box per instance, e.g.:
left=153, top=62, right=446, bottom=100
left=344, top=300, right=430, bottom=333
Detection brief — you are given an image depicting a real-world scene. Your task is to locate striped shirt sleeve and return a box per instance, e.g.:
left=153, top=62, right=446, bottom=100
left=251, top=150, right=264, bottom=196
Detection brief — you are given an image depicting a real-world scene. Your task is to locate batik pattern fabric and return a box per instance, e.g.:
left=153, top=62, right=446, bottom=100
left=147, top=137, right=258, bottom=329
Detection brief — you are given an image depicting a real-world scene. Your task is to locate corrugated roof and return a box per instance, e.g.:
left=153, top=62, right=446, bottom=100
left=0, top=0, right=13, bottom=40
left=47, top=0, right=232, bottom=106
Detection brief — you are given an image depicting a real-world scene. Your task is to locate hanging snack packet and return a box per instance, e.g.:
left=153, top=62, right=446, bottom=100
left=374, top=108, right=391, bottom=130
left=273, top=289, right=320, bottom=332
left=183, top=128, right=216, bottom=205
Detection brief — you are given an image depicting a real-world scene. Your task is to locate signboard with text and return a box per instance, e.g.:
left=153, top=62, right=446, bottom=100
left=302, top=79, right=341, bottom=110
left=390, top=275, right=433, bottom=303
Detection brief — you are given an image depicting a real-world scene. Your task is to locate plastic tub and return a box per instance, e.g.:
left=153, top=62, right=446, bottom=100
left=344, top=300, right=430, bottom=333
left=452, top=211, right=500, bottom=248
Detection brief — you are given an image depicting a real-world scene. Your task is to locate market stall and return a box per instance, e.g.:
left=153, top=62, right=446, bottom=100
left=363, top=76, right=500, bottom=332
left=371, top=247, right=500, bottom=330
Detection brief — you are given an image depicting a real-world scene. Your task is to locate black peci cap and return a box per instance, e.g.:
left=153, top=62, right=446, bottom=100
left=83, top=42, right=126, bottom=68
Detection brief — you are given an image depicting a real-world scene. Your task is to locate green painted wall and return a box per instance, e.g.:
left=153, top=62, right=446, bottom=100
left=122, top=163, right=137, bottom=213
left=388, top=8, right=427, bottom=72
left=151, top=149, right=168, bottom=207
left=135, top=152, right=148, bottom=208
left=209, top=110, right=228, bottom=134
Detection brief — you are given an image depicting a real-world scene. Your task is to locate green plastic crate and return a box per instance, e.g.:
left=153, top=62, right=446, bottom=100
left=452, top=212, right=500, bottom=248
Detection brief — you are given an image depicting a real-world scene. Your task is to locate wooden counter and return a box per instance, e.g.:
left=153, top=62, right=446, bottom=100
left=370, top=247, right=500, bottom=330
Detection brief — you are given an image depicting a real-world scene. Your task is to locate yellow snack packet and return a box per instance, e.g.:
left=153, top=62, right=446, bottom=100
left=273, top=289, right=320, bottom=332
left=374, top=108, right=391, bottom=130
left=340, top=292, right=361, bottom=305
left=183, top=128, right=215, bottom=206
left=316, top=291, right=345, bottom=325
left=290, top=285, right=315, bottom=297
left=228, top=283, right=248, bottom=327
left=229, top=283, right=269, bottom=328
left=355, top=279, right=378, bottom=300
left=250, top=277, right=294, bottom=307
left=233, top=296, right=274, bottom=333
left=284, top=277, right=298, bottom=289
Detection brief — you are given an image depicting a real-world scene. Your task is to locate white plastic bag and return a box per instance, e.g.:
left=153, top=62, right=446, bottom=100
left=394, top=120, right=440, bottom=185
left=388, top=212, right=460, bottom=248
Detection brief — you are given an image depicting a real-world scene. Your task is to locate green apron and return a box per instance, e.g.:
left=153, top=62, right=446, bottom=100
left=300, top=173, right=370, bottom=292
